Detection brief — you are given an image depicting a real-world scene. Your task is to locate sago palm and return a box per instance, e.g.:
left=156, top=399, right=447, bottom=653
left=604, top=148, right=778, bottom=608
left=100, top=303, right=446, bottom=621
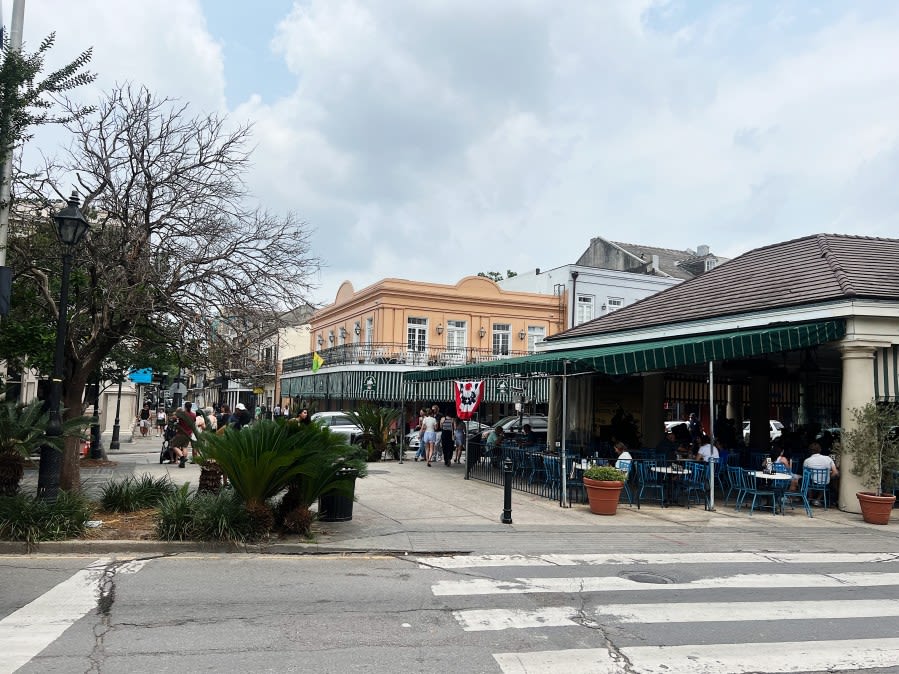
left=346, top=404, right=401, bottom=461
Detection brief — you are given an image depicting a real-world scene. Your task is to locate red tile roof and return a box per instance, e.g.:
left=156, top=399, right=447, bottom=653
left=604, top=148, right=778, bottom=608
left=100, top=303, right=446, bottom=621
left=551, top=234, right=899, bottom=340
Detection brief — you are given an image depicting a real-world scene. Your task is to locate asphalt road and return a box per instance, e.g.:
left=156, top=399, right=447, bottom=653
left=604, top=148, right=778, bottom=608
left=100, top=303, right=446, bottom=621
left=3, top=551, right=899, bottom=673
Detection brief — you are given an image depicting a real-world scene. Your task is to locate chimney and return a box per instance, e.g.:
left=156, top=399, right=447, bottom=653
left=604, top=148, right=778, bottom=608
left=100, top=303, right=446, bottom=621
left=536, top=268, right=540, bottom=275
left=697, top=244, right=710, bottom=257
left=651, top=254, right=660, bottom=272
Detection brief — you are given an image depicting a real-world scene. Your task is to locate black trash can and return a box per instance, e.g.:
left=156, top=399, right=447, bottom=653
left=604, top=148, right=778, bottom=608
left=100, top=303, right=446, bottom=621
left=317, top=468, right=359, bottom=522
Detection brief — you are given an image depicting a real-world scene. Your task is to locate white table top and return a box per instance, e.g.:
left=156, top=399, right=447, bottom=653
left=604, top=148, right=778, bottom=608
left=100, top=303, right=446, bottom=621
left=752, top=471, right=792, bottom=481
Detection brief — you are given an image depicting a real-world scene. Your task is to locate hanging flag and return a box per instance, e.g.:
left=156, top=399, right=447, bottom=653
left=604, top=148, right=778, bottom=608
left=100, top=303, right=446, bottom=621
left=312, top=352, right=325, bottom=373
left=454, top=380, right=484, bottom=420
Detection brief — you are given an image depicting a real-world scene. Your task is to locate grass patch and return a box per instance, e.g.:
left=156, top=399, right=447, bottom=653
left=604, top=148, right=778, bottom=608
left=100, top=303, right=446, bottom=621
left=100, top=474, right=177, bottom=512
left=0, top=491, right=93, bottom=546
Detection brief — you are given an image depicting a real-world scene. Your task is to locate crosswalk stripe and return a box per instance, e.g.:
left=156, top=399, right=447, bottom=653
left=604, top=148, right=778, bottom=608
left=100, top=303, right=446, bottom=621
left=432, top=571, right=899, bottom=596
left=0, top=557, right=147, bottom=674
left=455, top=598, right=899, bottom=630
left=418, top=552, right=899, bottom=569
left=493, top=638, right=899, bottom=674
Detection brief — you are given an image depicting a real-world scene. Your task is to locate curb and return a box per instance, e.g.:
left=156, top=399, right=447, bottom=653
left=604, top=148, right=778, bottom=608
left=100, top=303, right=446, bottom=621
left=0, top=540, right=451, bottom=556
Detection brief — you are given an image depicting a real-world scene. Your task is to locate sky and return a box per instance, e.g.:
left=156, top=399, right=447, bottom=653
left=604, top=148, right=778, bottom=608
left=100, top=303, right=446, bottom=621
left=11, top=1, right=899, bottom=307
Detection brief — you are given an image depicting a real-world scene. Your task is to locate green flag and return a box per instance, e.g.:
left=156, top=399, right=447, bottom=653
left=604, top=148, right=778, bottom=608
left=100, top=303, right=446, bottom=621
left=312, top=351, right=324, bottom=372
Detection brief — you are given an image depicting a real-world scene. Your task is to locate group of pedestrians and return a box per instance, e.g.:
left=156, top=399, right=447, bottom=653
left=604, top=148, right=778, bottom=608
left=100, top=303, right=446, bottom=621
left=413, top=405, right=464, bottom=467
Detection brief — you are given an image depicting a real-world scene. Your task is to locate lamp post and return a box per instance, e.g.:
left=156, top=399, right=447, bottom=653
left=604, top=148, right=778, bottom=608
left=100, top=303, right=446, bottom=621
left=37, top=191, right=90, bottom=500
left=109, top=377, right=124, bottom=451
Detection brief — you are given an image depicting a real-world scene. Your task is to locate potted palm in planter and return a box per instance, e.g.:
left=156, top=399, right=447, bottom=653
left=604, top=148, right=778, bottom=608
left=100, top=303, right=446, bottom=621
left=840, top=402, right=899, bottom=524
left=582, top=464, right=628, bottom=515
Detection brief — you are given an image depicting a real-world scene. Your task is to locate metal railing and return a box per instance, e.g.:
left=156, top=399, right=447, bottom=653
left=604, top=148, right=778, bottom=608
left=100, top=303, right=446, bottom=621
left=283, top=342, right=532, bottom=373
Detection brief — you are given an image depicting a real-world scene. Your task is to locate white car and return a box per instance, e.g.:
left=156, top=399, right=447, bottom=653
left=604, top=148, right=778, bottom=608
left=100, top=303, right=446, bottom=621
left=406, top=420, right=491, bottom=449
left=311, top=411, right=363, bottom=444
left=742, top=420, right=784, bottom=442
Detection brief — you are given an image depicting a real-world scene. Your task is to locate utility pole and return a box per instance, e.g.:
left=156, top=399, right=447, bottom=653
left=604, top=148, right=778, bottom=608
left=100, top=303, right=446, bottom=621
left=0, top=0, right=26, bottom=316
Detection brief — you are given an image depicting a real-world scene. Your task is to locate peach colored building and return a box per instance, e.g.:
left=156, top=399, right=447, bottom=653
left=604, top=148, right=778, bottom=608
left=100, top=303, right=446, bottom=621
left=280, top=276, right=566, bottom=411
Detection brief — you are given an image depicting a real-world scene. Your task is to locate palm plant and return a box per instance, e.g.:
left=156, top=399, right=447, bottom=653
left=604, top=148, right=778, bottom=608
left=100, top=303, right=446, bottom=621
left=0, top=399, right=88, bottom=496
left=345, top=404, right=401, bottom=461
left=195, top=419, right=364, bottom=534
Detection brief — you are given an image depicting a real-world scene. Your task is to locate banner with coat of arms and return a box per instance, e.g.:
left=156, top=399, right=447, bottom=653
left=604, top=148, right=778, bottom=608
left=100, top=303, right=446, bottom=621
left=454, top=380, right=485, bottom=420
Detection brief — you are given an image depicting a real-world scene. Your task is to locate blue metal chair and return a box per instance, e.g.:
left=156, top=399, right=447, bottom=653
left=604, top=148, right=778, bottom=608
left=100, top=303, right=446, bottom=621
left=773, top=462, right=791, bottom=474
left=543, top=456, right=560, bottom=499
left=750, top=452, right=768, bottom=470
left=681, top=462, right=709, bottom=509
left=564, top=456, right=585, bottom=504
left=527, top=452, right=545, bottom=486
left=805, top=467, right=832, bottom=508
left=635, top=460, right=667, bottom=507
left=725, top=465, right=745, bottom=506
left=782, top=467, right=814, bottom=517
left=742, top=470, right=777, bottom=516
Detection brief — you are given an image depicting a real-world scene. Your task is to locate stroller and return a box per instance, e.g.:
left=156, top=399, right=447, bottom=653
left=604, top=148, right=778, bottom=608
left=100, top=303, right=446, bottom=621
left=159, top=418, right=180, bottom=464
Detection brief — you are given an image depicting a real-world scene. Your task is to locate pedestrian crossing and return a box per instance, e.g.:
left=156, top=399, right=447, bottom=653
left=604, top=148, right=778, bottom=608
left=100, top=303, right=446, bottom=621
left=416, top=552, right=899, bottom=674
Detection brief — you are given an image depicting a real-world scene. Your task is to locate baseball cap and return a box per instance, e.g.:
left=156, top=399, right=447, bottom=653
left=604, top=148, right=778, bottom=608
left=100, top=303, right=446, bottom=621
left=236, top=403, right=246, bottom=411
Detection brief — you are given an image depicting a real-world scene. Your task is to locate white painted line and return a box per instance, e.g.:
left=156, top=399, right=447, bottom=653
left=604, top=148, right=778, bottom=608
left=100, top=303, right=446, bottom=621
left=0, top=557, right=147, bottom=674
left=493, top=638, right=899, bottom=674
left=432, top=571, right=899, bottom=596
left=418, top=552, right=899, bottom=569
left=456, top=599, right=899, bottom=630
left=455, top=606, right=580, bottom=631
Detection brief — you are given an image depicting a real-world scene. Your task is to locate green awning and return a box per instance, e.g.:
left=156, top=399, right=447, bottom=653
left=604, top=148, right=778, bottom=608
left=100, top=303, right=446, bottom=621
left=403, top=319, right=846, bottom=382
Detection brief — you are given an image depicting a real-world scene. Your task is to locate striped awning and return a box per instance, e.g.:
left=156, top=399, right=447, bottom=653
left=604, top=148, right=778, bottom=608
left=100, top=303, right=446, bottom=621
left=280, top=368, right=549, bottom=403
left=403, top=319, right=846, bottom=382
left=875, top=344, right=899, bottom=401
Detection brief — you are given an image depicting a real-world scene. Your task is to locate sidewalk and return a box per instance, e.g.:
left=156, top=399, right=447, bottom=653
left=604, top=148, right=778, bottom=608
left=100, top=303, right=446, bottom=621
left=10, top=433, right=899, bottom=556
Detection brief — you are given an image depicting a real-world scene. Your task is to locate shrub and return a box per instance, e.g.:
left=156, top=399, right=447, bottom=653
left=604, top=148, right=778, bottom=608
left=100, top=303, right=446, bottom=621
left=156, top=484, right=194, bottom=541
left=156, top=486, right=258, bottom=543
left=0, top=491, right=93, bottom=546
left=190, top=490, right=254, bottom=543
left=100, top=474, right=176, bottom=512
left=583, top=465, right=628, bottom=482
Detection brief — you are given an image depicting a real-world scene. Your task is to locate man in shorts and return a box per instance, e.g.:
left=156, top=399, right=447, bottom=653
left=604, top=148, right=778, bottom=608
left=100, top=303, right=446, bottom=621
left=138, top=403, right=151, bottom=437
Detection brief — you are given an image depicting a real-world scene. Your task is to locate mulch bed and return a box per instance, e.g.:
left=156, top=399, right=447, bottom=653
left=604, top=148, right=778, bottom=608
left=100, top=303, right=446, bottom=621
left=80, top=459, right=119, bottom=468
left=84, top=507, right=158, bottom=540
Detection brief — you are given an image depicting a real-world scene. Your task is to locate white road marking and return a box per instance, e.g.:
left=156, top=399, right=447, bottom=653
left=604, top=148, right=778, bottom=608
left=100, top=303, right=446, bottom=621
left=432, top=571, right=899, bottom=596
left=0, top=557, right=147, bottom=674
left=418, top=551, right=899, bottom=569
left=493, top=638, right=899, bottom=673
left=455, top=598, right=899, bottom=630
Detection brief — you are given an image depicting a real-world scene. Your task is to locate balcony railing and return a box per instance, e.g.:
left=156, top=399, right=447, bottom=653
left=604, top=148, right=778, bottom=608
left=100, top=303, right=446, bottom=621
left=282, top=342, right=532, bottom=374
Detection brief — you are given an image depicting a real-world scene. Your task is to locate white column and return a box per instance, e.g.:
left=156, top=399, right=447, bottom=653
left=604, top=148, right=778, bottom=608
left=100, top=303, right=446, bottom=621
left=838, top=343, right=879, bottom=512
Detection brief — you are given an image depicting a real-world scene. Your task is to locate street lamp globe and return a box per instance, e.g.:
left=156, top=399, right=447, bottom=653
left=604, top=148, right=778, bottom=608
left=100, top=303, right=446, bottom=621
left=53, top=191, right=90, bottom=247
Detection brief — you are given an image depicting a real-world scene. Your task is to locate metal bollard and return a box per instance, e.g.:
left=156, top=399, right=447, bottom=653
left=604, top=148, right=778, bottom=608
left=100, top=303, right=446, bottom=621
left=501, top=457, right=513, bottom=524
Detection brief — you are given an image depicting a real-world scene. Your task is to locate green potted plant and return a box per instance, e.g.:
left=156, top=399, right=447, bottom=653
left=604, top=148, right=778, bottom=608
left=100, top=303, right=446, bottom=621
left=582, top=464, right=628, bottom=515
left=839, top=402, right=899, bottom=524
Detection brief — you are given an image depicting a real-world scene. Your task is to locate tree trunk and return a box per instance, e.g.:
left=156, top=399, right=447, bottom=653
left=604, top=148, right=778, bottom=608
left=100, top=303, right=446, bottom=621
left=59, top=374, right=88, bottom=492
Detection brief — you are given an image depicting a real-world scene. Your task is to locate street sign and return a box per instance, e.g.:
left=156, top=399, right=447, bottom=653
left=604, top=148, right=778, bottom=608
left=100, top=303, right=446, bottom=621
left=168, top=382, right=187, bottom=397
left=128, top=368, right=153, bottom=384
left=253, top=387, right=264, bottom=395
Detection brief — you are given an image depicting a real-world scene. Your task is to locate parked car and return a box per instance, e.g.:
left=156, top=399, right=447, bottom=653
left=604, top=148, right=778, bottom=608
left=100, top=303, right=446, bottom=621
left=664, top=420, right=689, bottom=433
left=311, top=411, right=364, bottom=444
left=742, top=420, right=784, bottom=442
left=479, top=414, right=549, bottom=442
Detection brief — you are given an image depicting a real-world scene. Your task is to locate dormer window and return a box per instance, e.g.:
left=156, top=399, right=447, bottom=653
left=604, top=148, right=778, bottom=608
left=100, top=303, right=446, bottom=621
left=704, top=258, right=717, bottom=271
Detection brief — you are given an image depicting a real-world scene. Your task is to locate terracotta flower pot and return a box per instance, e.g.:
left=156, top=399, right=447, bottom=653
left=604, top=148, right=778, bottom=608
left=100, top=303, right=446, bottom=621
left=583, top=477, right=625, bottom=515
left=856, top=492, right=896, bottom=525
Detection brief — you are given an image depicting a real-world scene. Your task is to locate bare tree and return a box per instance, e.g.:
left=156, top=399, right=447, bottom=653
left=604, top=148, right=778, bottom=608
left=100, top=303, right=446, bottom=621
left=10, top=84, right=318, bottom=490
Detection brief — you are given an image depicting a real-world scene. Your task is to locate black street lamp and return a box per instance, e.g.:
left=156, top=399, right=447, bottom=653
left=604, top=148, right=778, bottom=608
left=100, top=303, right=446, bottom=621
left=109, top=377, right=123, bottom=451
left=37, top=191, right=90, bottom=500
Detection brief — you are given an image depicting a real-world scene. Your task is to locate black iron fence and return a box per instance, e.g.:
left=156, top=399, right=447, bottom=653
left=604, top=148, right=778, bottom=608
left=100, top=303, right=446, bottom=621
left=283, top=342, right=532, bottom=374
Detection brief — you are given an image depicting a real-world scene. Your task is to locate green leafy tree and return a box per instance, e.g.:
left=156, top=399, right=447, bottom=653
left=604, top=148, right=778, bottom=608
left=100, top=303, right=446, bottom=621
left=840, top=402, right=899, bottom=496
left=0, top=33, right=95, bottom=168
left=477, top=270, right=517, bottom=282
left=6, top=84, right=318, bottom=491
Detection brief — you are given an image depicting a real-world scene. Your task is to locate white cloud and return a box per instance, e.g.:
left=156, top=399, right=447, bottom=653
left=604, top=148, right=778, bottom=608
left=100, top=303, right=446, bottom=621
left=17, top=1, right=899, bottom=304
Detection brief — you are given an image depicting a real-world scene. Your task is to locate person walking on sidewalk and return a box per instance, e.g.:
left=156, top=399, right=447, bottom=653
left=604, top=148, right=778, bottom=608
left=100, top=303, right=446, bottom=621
left=440, top=412, right=454, bottom=467
left=453, top=418, right=465, bottom=464
left=171, top=402, right=197, bottom=468
left=420, top=408, right=438, bottom=467
left=155, top=407, right=167, bottom=437
left=137, top=403, right=151, bottom=437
